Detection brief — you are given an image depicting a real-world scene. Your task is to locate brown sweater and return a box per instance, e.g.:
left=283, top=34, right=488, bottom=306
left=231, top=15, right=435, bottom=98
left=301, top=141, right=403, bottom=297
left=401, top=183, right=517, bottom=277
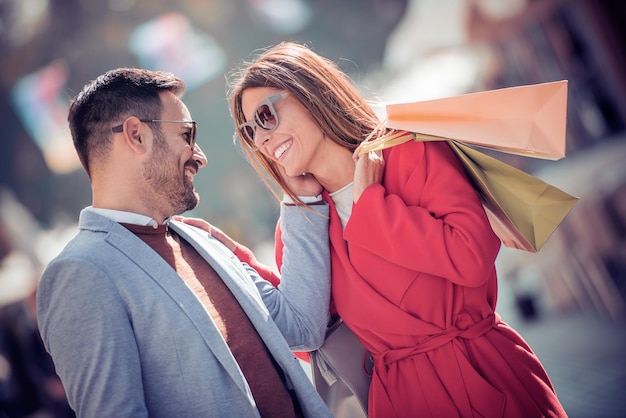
left=122, top=223, right=300, bottom=417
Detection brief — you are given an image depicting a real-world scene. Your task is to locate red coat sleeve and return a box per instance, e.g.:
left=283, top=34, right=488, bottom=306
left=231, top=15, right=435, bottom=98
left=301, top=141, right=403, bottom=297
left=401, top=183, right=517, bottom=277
left=344, top=140, right=500, bottom=287
left=233, top=244, right=281, bottom=288
left=274, top=218, right=284, bottom=274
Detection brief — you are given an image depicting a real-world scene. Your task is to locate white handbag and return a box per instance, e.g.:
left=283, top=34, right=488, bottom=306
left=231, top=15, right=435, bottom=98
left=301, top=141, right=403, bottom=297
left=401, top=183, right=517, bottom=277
left=310, top=319, right=373, bottom=418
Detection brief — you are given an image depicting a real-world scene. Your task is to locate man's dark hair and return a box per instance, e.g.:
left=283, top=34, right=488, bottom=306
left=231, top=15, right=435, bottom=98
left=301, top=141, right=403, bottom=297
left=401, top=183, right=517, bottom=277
left=68, top=68, right=185, bottom=176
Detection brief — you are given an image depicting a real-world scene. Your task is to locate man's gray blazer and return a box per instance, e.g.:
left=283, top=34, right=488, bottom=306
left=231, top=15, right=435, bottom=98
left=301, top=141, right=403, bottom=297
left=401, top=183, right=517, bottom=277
left=37, top=206, right=332, bottom=418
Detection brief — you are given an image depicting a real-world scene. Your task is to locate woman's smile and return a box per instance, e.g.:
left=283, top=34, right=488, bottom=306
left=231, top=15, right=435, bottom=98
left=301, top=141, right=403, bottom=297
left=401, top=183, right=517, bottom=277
left=273, top=140, right=292, bottom=160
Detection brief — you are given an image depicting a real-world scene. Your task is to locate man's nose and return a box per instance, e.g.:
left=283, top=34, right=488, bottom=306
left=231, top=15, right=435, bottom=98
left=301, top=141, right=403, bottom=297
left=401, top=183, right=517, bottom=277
left=192, top=144, right=207, bottom=168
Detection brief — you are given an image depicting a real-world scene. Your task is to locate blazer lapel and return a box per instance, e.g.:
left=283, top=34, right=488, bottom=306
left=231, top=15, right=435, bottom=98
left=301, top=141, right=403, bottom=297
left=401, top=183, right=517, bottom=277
left=170, top=222, right=295, bottom=366
left=169, top=221, right=269, bottom=320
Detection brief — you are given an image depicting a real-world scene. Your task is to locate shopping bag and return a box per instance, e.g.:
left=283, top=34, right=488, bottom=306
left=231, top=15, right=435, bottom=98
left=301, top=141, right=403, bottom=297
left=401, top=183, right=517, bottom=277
left=358, top=131, right=578, bottom=252
left=447, top=141, right=578, bottom=252
left=310, top=319, right=372, bottom=418
left=358, top=80, right=575, bottom=251
left=384, top=80, right=568, bottom=160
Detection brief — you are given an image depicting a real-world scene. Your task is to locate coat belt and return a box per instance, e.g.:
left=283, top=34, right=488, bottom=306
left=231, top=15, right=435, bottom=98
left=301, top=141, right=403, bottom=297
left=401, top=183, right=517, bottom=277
left=379, top=313, right=499, bottom=366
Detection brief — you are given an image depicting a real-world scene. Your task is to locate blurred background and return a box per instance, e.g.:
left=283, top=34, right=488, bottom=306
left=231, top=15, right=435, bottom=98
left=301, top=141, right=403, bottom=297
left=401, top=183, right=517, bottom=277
left=1, top=0, right=624, bottom=416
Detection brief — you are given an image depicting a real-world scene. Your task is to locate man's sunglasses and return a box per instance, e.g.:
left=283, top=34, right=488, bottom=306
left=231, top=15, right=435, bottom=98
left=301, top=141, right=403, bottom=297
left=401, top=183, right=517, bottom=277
left=112, top=119, right=197, bottom=149
left=237, top=93, right=288, bottom=149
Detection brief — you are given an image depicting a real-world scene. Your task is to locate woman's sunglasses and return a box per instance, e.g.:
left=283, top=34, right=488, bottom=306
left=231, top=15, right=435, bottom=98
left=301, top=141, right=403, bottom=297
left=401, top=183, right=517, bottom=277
left=238, top=93, right=288, bottom=149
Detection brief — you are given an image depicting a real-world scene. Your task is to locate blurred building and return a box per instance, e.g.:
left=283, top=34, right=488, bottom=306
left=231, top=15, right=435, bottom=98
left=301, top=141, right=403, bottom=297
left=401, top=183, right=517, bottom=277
left=466, top=0, right=626, bottom=320
left=469, top=0, right=625, bottom=152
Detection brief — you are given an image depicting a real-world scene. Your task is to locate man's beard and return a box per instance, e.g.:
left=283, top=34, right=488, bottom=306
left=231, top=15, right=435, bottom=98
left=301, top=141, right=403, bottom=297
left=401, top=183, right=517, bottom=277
left=176, top=179, right=200, bottom=214
left=142, top=145, right=199, bottom=216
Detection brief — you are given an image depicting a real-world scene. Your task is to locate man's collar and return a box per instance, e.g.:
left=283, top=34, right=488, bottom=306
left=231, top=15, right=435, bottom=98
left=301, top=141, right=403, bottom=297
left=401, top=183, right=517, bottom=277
left=87, top=207, right=171, bottom=229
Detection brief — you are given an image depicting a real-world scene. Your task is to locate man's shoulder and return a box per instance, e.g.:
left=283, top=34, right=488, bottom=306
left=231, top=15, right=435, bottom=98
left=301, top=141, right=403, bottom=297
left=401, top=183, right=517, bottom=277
left=45, top=214, right=136, bottom=270
left=39, top=231, right=113, bottom=281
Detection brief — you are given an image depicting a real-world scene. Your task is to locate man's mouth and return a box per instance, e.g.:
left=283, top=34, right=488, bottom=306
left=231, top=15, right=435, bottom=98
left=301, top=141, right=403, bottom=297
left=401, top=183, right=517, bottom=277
left=184, top=166, right=197, bottom=182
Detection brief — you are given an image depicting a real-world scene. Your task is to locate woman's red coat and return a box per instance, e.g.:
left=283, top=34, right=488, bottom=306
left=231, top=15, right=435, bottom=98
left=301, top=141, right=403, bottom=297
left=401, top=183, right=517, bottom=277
left=238, top=139, right=566, bottom=417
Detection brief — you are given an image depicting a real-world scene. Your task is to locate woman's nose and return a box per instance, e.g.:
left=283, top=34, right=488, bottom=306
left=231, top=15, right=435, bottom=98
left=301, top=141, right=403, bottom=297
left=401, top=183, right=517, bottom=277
left=253, top=129, right=271, bottom=149
left=192, top=144, right=208, bottom=168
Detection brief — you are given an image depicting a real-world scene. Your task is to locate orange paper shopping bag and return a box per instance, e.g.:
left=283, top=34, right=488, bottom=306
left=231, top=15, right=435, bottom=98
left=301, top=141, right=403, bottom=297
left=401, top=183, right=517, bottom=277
left=384, top=80, right=568, bottom=160
left=357, top=81, right=577, bottom=251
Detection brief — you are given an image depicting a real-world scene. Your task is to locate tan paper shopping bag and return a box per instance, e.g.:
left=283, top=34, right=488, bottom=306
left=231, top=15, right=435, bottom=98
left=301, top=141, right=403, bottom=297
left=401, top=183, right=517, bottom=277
left=358, top=131, right=578, bottom=252
left=447, top=141, right=578, bottom=252
left=384, top=81, right=568, bottom=160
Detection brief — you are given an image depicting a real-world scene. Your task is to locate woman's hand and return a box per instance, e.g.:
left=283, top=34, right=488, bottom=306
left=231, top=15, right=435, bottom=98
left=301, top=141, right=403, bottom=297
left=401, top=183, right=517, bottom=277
left=173, top=216, right=238, bottom=252
left=352, top=148, right=385, bottom=203
left=280, top=166, right=323, bottom=198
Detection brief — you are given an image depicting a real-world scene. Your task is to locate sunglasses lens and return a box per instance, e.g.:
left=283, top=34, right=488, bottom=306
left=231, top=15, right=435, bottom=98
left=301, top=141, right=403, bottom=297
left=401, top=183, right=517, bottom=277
left=241, top=125, right=255, bottom=143
left=238, top=94, right=284, bottom=149
left=254, top=104, right=277, bottom=130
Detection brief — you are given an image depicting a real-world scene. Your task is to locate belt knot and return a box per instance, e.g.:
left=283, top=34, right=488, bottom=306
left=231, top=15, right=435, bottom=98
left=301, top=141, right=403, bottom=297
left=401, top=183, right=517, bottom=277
left=378, top=313, right=498, bottom=367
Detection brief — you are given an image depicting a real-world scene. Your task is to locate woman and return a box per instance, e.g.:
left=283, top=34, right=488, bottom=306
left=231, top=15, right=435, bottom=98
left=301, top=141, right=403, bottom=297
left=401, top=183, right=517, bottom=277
left=194, top=42, right=567, bottom=417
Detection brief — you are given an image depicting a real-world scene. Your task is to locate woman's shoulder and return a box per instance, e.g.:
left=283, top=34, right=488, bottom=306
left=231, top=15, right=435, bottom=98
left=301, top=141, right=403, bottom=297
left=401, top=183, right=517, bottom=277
left=382, top=134, right=425, bottom=161
left=381, top=138, right=467, bottom=187
left=382, top=136, right=460, bottom=170
left=385, top=138, right=462, bottom=164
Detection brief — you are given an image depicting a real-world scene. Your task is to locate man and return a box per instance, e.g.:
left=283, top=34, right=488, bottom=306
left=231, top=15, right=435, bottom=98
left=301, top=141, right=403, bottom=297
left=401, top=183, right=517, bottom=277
left=36, top=68, right=332, bottom=417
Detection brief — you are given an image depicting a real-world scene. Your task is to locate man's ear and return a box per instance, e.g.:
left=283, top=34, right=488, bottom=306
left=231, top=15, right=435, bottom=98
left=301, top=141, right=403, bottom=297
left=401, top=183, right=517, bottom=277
left=119, top=116, right=148, bottom=153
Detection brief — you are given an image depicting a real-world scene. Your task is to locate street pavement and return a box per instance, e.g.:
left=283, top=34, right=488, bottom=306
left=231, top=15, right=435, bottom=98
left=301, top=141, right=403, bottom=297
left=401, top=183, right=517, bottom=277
left=520, top=313, right=626, bottom=418
left=500, top=308, right=626, bottom=418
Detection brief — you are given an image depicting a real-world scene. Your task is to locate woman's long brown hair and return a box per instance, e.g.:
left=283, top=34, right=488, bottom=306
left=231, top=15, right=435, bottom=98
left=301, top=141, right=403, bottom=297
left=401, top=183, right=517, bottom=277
left=227, top=42, right=383, bottom=204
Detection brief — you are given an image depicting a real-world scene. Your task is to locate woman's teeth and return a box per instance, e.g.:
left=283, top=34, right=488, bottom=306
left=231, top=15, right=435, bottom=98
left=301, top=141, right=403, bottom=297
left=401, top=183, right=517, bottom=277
left=274, top=142, right=291, bottom=159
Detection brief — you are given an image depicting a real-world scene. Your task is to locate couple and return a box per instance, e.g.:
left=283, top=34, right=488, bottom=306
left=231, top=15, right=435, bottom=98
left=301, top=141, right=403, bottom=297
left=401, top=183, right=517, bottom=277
left=37, top=42, right=567, bottom=417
